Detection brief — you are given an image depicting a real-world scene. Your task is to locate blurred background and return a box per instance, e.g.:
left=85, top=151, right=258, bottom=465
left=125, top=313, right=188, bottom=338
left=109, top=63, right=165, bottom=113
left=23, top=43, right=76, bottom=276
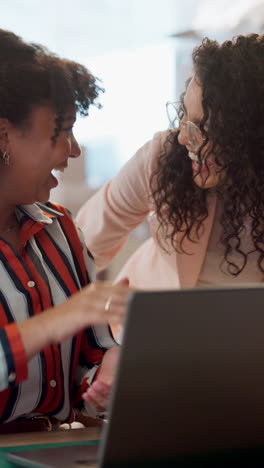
left=4, top=0, right=264, bottom=278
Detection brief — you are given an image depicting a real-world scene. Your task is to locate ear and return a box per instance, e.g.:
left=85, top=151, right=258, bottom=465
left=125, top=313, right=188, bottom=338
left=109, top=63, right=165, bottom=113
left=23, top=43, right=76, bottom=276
left=0, top=118, right=11, bottom=153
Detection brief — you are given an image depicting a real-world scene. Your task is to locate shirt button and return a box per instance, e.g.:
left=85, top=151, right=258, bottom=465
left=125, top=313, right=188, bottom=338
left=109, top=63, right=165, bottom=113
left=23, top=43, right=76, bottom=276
left=8, top=372, right=16, bottom=383
left=50, top=380, right=57, bottom=388
left=27, top=281, right=35, bottom=288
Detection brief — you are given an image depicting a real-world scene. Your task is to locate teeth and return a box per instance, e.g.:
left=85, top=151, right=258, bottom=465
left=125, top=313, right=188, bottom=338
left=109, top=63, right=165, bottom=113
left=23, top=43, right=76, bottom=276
left=188, top=151, right=199, bottom=161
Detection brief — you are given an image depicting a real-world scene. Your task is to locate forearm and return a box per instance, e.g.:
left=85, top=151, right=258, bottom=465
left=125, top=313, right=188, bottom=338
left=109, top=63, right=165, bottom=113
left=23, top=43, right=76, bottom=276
left=16, top=301, right=79, bottom=360
left=16, top=282, right=128, bottom=361
left=0, top=296, right=102, bottom=392
left=16, top=314, right=52, bottom=361
left=82, top=346, right=121, bottom=411
left=94, top=346, right=120, bottom=385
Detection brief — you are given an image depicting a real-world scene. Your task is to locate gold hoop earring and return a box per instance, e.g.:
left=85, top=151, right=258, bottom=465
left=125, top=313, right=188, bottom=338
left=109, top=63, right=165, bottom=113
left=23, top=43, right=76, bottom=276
left=2, top=151, right=10, bottom=166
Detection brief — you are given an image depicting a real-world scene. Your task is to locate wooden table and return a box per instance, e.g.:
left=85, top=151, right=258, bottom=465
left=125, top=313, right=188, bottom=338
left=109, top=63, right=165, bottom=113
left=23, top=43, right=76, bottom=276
left=0, top=427, right=103, bottom=467
left=0, top=426, right=102, bottom=448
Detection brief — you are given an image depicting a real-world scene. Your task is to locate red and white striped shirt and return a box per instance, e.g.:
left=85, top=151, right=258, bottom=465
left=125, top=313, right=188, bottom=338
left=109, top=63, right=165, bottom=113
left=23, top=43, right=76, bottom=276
left=0, top=201, right=116, bottom=423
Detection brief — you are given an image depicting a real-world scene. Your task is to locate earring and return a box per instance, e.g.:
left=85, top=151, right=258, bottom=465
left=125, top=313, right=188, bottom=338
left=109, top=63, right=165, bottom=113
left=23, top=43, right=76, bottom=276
left=2, top=151, right=10, bottom=166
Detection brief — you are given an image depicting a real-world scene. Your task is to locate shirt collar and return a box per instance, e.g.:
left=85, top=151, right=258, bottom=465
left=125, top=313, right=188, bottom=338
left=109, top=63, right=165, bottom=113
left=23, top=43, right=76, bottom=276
left=16, top=202, right=64, bottom=225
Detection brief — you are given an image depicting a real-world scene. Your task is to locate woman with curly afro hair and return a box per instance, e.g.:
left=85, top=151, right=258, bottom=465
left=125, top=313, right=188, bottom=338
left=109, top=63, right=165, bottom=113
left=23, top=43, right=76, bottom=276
left=0, top=29, right=131, bottom=432
left=77, top=33, right=264, bottom=295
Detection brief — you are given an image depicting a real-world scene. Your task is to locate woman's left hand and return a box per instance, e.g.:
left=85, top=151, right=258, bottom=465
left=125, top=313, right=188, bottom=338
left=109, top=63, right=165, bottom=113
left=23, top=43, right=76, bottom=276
left=82, top=346, right=120, bottom=411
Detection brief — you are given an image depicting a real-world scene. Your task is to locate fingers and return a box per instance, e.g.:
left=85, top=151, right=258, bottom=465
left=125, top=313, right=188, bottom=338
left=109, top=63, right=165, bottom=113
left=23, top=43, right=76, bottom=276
left=50, top=281, right=131, bottom=345
left=80, top=280, right=131, bottom=326
left=82, top=380, right=111, bottom=411
left=116, top=277, right=129, bottom=286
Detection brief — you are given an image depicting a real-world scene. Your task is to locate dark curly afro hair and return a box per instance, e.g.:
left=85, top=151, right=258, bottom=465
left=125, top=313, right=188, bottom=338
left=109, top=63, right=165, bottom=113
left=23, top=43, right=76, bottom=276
left=0, top=29, right=103, bottom=142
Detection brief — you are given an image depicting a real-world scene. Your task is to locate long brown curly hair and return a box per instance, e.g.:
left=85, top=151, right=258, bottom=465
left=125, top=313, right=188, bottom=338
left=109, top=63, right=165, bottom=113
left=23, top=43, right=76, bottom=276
left=0, top=29, right=103, bottom=141
left=151, top=34, right=264, bottom=275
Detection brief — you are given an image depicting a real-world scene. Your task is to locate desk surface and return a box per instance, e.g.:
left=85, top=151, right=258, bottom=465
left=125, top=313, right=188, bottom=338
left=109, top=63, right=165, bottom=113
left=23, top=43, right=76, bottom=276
left=2, top=428, right=264, bottom=468
left=0, top=427, right=102, bottom=468
left=0, top=426, right=102, bottom=447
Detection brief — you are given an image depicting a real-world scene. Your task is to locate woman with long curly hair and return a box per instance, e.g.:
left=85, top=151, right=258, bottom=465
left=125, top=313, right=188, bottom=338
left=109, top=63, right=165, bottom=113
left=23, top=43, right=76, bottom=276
left=77, top=33, right=264, bottom=292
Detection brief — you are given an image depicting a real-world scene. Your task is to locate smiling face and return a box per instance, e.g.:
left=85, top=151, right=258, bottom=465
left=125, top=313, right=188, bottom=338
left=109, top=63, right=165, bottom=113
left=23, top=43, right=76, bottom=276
left=178, top=77, right=225, bottom=189
left=0, top=105, right=81, bottom=206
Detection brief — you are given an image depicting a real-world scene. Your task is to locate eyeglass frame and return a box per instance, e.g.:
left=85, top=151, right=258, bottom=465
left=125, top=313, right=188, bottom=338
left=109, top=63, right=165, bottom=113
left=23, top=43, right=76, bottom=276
left=166, top=101, right=206, bottom=152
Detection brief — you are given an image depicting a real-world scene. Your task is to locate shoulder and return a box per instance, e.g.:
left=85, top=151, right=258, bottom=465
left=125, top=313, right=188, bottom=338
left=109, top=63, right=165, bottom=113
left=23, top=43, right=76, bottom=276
left=112, top=130, right=174, bottom=195
left=151, top=129, right=176, bottom=149
left=138, top=130, right=171, bottom=157
left=139, top=129, right=175, bottom=177
left=152, top=129, right=172, bottom=146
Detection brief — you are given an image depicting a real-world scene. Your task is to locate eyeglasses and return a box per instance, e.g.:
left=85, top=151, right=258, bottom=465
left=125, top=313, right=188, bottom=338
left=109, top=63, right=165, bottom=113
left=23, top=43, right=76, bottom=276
left=166, top=101, right=206, bottom=152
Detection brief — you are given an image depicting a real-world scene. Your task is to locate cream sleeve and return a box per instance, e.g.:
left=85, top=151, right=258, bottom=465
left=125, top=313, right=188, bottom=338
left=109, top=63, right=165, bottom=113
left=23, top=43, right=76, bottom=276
left=76, top=131, right=167, bottom=271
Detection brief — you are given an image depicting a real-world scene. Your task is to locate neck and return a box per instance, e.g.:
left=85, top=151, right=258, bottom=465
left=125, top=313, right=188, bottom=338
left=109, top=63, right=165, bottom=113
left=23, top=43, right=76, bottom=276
left=0, top=205, right=19, bottom=233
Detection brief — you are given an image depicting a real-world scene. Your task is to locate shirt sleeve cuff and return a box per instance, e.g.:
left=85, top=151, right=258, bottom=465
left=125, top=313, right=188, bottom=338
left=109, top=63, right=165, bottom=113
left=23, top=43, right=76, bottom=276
left=0, top=323, right=28, bottom=387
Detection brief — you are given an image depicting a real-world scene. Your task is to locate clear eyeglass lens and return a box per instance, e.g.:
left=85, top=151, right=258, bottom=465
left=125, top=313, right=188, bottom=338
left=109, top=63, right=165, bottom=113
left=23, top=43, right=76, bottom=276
left=187, top=122, right=204, bottom=152
left=166, top=102, right=181, bottom=127
left=166, top=102, right=205, bottom=152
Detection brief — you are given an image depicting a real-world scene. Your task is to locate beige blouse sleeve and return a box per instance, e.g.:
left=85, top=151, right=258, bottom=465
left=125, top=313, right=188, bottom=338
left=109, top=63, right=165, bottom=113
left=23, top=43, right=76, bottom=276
left=75, top=131, right=167, bottom=271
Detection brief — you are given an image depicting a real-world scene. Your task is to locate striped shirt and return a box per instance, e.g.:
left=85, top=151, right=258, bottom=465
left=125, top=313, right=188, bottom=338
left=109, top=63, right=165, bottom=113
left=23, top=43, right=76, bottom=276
left=0, top=201, right=116, bottom=423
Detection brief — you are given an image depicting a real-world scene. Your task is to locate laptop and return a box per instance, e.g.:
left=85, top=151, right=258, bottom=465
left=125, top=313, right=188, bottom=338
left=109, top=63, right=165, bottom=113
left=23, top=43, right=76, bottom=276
left=7, top=286, right=264, bottom=467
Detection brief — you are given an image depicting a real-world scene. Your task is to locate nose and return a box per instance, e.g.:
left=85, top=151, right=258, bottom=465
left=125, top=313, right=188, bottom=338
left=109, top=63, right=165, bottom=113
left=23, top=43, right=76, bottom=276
left=70, top=134, right=81, bottom=159
left=177, top=125, right=188, bottom=147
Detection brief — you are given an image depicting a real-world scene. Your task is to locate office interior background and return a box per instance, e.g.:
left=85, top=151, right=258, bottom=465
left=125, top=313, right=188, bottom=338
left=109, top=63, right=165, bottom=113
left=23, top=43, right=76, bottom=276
left=3, top=0, right=264, bottom=278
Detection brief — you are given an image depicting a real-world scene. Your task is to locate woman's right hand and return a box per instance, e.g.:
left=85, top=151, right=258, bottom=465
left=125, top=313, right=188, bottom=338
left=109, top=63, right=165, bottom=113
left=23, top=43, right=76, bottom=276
left=73, top=280, right=130, bottom=325
left=50, top=280, right=131, bottom=343
left=17, top=280, right=131, bottom=360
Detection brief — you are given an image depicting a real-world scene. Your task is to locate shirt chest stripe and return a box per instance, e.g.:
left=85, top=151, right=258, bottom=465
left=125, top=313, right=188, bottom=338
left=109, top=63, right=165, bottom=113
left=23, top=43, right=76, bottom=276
left=58, top=217, right=88, bottom=287
left=35, top=230, right=80, bottom=294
